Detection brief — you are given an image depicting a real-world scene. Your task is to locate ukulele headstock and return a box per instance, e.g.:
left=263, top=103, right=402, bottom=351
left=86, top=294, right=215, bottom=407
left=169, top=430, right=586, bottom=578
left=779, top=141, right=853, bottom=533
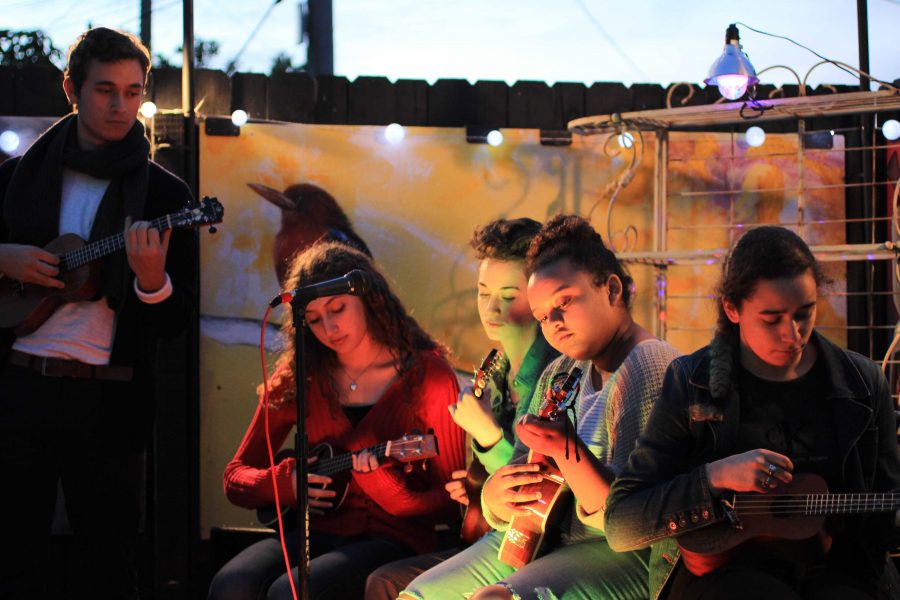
left=387, top=433, right=438, bottom=463
left=170, top=196, right=224, bottom=232
left=539, top=367, right=583, bottom=421
left=473, top=348, right=504, bottom=399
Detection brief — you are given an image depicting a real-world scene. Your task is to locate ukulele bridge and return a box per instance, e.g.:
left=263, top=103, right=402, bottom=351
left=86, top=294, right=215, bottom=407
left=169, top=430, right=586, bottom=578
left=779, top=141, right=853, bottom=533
left=721, top=497, right=743, bottom=530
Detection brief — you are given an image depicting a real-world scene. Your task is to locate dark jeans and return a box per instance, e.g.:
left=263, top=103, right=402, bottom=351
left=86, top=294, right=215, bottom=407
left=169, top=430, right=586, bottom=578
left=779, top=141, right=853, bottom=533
left=207, top=531, right=414, bottom=600
left=365, top=547, right=460, bottom=600
left=668, top=561, right=875, bottom=600
left=0, top=364, right=143, bottom=600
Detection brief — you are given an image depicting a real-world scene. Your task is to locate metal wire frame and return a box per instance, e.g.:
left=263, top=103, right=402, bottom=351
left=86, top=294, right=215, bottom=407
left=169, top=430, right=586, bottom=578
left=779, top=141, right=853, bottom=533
left=569, top=89, right=900, bottom=134
left=673, top=183, right=897, bottom=198
left=667, top=218, right=893, bottom=233
left=571, top=84, right=900, bottom=404
left=668, top=143, right=900, bottom=162
left=639, top=129, right=894, bottom=357
left=619, top=243, right=900, bottom=267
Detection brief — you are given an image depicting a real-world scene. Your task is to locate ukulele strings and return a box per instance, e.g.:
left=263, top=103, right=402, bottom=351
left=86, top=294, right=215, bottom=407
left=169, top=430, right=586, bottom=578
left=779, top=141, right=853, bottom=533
left=727, top=493, right=900, bottom=516
left=60, top=214, right=173, bottom=272
left=313, top=439, right=428, bottom=476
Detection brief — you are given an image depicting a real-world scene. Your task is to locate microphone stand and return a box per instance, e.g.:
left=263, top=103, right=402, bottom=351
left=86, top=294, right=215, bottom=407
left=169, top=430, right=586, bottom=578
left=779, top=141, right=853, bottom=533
left=291, top=295, right=311, bottom=600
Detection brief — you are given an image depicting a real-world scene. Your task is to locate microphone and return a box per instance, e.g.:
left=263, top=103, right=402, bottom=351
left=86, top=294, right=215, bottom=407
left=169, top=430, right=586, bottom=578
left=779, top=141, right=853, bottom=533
left=270, top=269, right=370, bottom=307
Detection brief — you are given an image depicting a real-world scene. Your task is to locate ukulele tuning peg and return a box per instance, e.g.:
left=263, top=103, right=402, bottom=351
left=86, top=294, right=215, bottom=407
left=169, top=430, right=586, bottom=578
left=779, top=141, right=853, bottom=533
left=404, top=463, right=413, bottom=474
left=421, top=459, right=429, bottom=471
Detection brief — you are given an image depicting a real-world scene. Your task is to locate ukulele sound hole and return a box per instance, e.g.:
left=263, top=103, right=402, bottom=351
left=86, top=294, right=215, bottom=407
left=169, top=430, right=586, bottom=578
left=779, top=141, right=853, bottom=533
left=770, top=495, right=793, bottom=518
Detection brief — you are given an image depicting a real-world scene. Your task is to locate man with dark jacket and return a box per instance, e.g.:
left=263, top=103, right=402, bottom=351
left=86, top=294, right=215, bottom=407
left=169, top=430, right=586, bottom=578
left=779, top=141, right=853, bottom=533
left=0, top=27, right=196, bottom=599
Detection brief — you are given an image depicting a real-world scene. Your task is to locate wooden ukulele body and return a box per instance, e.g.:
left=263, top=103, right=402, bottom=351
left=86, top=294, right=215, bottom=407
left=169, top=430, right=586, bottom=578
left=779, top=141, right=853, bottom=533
left=497, top=367, right=582, bottom=568
left=678, top=473, right=832, bottom=575
left=457, top=348, right=505, bottom=545
left=498, top=452, right=571, bottom=569
left=0, top=234, right=98, bottom=336
left=459, top=458, right=493, bottom=545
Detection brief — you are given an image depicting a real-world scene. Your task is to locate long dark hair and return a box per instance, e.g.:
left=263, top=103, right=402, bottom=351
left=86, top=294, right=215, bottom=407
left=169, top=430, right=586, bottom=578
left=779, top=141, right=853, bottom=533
left=525, top=214, right=634, bottom=307
left=272, top=242, right=444, bottom=407
left=708, top=226, right=825, bottom=399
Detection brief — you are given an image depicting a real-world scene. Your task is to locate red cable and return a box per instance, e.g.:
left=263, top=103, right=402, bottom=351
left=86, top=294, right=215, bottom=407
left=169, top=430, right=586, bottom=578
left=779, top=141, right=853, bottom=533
left=260, top=304, right=299, bottom=600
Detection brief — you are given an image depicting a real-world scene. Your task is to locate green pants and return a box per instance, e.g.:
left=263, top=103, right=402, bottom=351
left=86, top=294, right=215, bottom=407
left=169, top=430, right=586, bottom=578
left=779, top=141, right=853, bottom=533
left=401, top=531, right=650, bottom=600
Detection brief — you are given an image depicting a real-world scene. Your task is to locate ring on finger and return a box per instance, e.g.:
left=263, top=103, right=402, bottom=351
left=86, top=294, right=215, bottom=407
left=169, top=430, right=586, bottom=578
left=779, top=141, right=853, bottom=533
left=767, top=463, right=778, bottom=476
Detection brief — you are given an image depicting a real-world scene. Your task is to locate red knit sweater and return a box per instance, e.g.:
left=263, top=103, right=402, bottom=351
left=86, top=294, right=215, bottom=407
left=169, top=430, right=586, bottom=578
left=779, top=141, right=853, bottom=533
left=223, top=350, right=466, bottom=554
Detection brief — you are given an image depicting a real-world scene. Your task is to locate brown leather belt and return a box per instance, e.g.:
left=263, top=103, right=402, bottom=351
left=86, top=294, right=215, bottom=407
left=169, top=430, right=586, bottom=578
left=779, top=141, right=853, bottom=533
left=8, top=350, right=133, bottom=382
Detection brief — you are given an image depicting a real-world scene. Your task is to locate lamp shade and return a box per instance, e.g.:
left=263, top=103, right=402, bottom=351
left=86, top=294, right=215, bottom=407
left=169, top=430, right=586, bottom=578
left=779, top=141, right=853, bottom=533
left=705, top=24, right=758, bottom=100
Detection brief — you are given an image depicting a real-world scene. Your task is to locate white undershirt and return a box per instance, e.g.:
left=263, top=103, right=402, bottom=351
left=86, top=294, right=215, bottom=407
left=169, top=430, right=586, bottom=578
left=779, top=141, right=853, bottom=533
left=12, top=168, right=171, bottom=365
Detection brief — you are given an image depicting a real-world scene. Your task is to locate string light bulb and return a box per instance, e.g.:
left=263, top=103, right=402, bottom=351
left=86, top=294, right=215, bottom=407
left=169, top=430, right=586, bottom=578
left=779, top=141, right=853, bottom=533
left=0, top=130, right=20, bottom=153
left=617, top=131, right=635, bottom=149
left=139, top=101, right=157, bottom=119
left=231, top=109, right=249, bottom=127
left=745, top=126, right=766, bottom=147
left=384, top=123, right=405, bottom=144
left=883, top=119, right=900, bottom=141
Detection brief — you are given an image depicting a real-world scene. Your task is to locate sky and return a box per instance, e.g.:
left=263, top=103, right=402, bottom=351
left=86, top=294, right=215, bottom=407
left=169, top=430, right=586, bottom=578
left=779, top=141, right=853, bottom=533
left=3, top=0, right=899, bottom=90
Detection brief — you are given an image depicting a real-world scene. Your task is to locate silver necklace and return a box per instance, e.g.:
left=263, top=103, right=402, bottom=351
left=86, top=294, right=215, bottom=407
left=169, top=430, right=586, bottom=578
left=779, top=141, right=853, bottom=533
left=341, top=354, right=380, bottom=391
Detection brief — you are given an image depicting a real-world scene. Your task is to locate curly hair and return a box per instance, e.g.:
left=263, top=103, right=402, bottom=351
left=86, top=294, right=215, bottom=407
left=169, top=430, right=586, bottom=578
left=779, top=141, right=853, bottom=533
left=65, top=27, right=151, bottom=96
left=470, top=217, right=542, bottom=261
left=525, top=214, right=634, bottom=306
left=272, top=242, right=445, bottom=408
left=708, top=226, right=825, bottom=399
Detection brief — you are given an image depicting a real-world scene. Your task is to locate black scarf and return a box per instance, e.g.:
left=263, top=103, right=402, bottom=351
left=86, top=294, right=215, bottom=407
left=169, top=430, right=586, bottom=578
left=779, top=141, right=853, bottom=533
left=4, top=113, right=151, bottom=308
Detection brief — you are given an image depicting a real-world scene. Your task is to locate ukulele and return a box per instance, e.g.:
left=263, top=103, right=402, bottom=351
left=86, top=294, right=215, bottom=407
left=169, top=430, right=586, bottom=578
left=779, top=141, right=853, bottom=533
left=677, top=472, right=900, bottom=576
left=498, top=367, right=583, bottom=569
left=0, top=196, right=224, bottom=336
left=458, top=348, right=504, bottom=545
left=257, top=432, right=438, bottom=531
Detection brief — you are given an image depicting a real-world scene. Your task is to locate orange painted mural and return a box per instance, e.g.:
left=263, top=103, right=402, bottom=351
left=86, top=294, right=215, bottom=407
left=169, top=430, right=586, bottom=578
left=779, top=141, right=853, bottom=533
left=197, top=122, right=846, bottom=532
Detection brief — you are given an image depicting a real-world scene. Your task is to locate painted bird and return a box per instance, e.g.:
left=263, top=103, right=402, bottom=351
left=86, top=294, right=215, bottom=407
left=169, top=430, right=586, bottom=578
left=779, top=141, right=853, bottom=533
left=247, top=182, right=371, bottom=286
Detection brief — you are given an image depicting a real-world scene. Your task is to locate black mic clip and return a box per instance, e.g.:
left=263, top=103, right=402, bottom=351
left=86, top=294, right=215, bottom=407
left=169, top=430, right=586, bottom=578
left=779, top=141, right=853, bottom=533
left=269, top=269, right=370, bottom=308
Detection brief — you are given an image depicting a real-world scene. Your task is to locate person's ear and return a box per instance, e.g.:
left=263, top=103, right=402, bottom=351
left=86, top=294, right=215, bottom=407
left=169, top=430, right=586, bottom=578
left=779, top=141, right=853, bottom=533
left=63, top=76, right=78, bottom=107
left=722, top=298, right=741, bottom=324
left=607, top=275, right=622, bottom=305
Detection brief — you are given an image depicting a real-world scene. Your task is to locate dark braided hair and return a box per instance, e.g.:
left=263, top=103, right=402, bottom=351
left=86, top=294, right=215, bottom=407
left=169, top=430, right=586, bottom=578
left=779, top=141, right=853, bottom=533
left=708, top=226, right=825, bottom=399
left=525, top=214, right=634, bottom=307
left=716, top=226, right=824, bottom=337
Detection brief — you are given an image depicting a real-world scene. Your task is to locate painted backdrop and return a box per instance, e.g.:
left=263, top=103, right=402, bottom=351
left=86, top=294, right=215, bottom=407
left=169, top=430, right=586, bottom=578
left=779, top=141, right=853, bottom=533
left=198, top=123, right=846, bottom=532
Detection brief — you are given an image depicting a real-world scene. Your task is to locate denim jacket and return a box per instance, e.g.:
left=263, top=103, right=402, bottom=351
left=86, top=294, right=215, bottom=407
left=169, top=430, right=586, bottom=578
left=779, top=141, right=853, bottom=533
left=604, top=331, right=900, bottom=600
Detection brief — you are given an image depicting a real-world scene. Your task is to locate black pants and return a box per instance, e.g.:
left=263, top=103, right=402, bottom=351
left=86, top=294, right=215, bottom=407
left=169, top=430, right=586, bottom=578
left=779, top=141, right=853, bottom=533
left=207, top=531, right=415, bottom=600
left=667, top=561, right=876, bottom=600
left=0, top=363, right=144, bottom=600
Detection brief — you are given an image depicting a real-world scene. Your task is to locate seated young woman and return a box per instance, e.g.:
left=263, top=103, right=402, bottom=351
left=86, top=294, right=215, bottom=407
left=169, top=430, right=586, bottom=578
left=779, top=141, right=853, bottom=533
left=604, top=226, right=900, bottom=600
left=399, top=215, right=681, bottom=600
left=206, top=242, right=466, bottom=600
left=365, top=218, right=560, bottom=599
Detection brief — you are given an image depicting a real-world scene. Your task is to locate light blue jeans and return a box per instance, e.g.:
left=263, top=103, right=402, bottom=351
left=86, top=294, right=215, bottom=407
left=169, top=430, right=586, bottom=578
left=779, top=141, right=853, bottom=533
left=400, top=531, right=650, bottom=600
